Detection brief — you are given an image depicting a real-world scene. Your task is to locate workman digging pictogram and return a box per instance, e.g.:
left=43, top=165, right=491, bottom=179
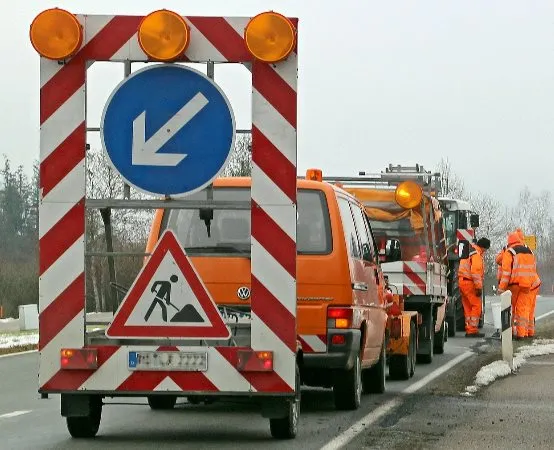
left=145, top=274, right=204, bottom=323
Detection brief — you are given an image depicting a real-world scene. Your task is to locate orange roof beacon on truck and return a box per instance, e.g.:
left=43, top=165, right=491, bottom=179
left=146, top=170, right=390, bottom=410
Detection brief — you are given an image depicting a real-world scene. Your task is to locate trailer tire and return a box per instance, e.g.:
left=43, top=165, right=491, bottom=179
left=333, top=354, right=362, bottom=410
left=147, top=395, right=177, bottom=410
left=434, top=319, right=446, bottom=355
left=270, top=363, right=300, bottom=439
left=389, top=322, right=416, bottom=380
left=409, top=321, right=416, bottom=377
left=362, top=342, right=386, bottom=393
left=66, top=398, right=102, bottom=438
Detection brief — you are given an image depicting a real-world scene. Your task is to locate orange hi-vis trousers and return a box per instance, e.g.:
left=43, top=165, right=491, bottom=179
left=509, top=285, right=532, bottom=338
left=528, top=287, right=539, bottom=337
left=459, top=279, right=481, bottom=334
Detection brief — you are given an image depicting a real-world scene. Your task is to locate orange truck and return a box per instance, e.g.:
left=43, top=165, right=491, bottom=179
left=325, top=164, right=449, bottom=378
left=146, top=171, right=393, bottom=411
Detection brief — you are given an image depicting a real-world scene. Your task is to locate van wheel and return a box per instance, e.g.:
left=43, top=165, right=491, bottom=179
left=270, top=363, right=300, bottom=439
left=389, top=325, right=413, bottom=381
left=362, top=342, right=386, bottom=393
left=147, top=395, right=177, bottom=410
left=434, top=320, right=446, bottom=355
left=333, top=354, right=362, bottom=410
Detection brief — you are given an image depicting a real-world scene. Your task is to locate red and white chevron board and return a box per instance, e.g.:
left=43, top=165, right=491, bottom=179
left=456, top=229, right=475, bottom=241
left=402, top=262, right=427, bottom=296
left=38, top=14, right=297, bottom=394
left=298, top=335, right=327, bottom=353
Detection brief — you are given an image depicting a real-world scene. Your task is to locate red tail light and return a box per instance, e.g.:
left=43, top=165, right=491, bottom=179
left=236, top=350, right=273, bottom=372
left=390, top=318, right=402, bottom=339
left=60, top=348, right=98, bottom=370
left=331, top=334, right=346, bottom=345
left=327, top=307, right=353, bottom=329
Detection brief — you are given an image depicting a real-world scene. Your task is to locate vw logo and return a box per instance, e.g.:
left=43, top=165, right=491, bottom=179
left=237, top=286, right=251, bottom=300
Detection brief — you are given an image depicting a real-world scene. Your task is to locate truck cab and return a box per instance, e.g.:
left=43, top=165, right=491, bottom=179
left=438, top=197, right=482, bottom=333
left=145, top=171, right=389, bottom=411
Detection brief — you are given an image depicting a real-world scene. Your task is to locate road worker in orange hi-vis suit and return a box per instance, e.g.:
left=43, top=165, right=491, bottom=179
left=459, top=237, right=491, bottom=338
left=514, top=228, right=541, bottom=338
left=498, top=231, right=536, bottom=340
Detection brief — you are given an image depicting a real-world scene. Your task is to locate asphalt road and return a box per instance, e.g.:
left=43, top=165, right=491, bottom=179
left=1, top=296, right=553, bottom=450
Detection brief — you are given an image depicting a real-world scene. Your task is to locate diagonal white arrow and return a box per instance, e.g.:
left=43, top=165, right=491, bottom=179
left=132, top=92, right=209, bottom=167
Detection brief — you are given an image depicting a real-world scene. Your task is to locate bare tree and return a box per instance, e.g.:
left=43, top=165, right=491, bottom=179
left=223, top=134, right=252, bottom=177
left=435, top=158, right=467, bottom=199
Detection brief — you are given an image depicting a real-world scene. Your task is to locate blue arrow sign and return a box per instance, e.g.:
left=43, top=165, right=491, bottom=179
left=101, top=64, right=236, bottom=196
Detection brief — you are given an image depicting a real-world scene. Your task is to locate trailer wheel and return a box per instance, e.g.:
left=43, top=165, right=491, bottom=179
left=434, top=320, right=446, bottom=355
left=270, top=363, right=300, bottom=439
left=147, top=395, right=177, bottom=410
left=409, top=321, right=416, bottom=377
left=66, top=397, right=102, bottom=438
left=389, top=323, right=415, bottom=380
left=362, top=342, right=386, bottom=393
left=333, top=354, right=362, bottom=410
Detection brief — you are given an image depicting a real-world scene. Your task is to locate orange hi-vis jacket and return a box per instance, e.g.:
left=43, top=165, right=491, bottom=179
left=458, top=243, right=484, bottom=289
left=499, top=245, right=536, bottom=291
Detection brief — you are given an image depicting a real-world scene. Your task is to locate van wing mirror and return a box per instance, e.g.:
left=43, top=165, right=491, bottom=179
left=384, top=238, right=402, bottom=262
left=458, top=239, right=470, bottom=259
left=470, top=214, right=480, bottom=228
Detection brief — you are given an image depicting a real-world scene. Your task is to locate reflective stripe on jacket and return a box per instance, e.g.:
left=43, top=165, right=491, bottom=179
left=499, top=245, right=536, bottom=290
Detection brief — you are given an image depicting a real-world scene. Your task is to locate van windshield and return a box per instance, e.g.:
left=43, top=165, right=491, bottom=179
left=163, top=187, right=332, bottom=256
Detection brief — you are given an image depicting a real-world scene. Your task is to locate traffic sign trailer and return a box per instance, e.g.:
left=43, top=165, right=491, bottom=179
left=34, top=10, right=299, bottom=439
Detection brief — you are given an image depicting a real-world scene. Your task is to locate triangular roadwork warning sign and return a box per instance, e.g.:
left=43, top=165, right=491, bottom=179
left=105, top=230, right=231, bottom=340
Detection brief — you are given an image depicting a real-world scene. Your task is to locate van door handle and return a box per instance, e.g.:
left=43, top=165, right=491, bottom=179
left=352, top=282, right=368, bottom=291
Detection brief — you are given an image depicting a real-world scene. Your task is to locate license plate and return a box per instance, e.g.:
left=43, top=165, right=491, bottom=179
left=128, top=351, right=208, bottom=372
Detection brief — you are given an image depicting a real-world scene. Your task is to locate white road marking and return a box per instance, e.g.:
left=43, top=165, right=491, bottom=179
left=321, top=351, right=473, bottom=450
left=536, top=310, right=554, bottom=321
left=0, top=410, right=31, bottom=420
left=0, top=350, right=37, bottom=359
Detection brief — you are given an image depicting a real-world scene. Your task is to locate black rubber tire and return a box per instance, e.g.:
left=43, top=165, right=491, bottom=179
left=389, top=340, right=410, bottom=380
left=434, top=319, right=446, bottom=355
left=453, top=277, right=466, bottom=332
left=147, top=395, right=177, bottom=410
left=66, top=397, right=102, bottom=438
left=270, top=363, right=300, bottom=439
left=416, top=314, right=434, bottom=364
left=363, top=342, right=386, bottom=393
left=409, top=322, right=416, bottom=377
left=333, top=354, right=362, bottom=410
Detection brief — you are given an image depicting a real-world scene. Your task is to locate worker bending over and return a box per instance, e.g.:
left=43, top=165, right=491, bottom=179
left=459, top=237, right=491, bottom=338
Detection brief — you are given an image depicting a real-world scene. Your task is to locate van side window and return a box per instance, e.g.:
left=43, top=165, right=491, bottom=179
left=338, top=198, right=361, bottom=259
left=350, top=204, right=375, bottom=262
left=363, top=212, right=378, bottom=261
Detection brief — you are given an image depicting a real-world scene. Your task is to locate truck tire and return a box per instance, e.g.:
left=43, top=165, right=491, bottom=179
left=333, top=354, right=362, bottom=410
left=409, top=321, right=416, bottom=377
left=416, top=312, right=434, bottom=364
left=453, top=279, right=466, bottom=333
left=66, top=397, right=102, bottom=438
left=362, top=342, right=386, bottom=393
left=270, top=363, right=300, bottom=439
left=147, top=395, right=177, bottom=410
left=434, top=319, right=446, bottom=355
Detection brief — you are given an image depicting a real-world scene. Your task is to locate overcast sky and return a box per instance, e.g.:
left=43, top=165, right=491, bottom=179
left=7, top=0, right=554, bottom=205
